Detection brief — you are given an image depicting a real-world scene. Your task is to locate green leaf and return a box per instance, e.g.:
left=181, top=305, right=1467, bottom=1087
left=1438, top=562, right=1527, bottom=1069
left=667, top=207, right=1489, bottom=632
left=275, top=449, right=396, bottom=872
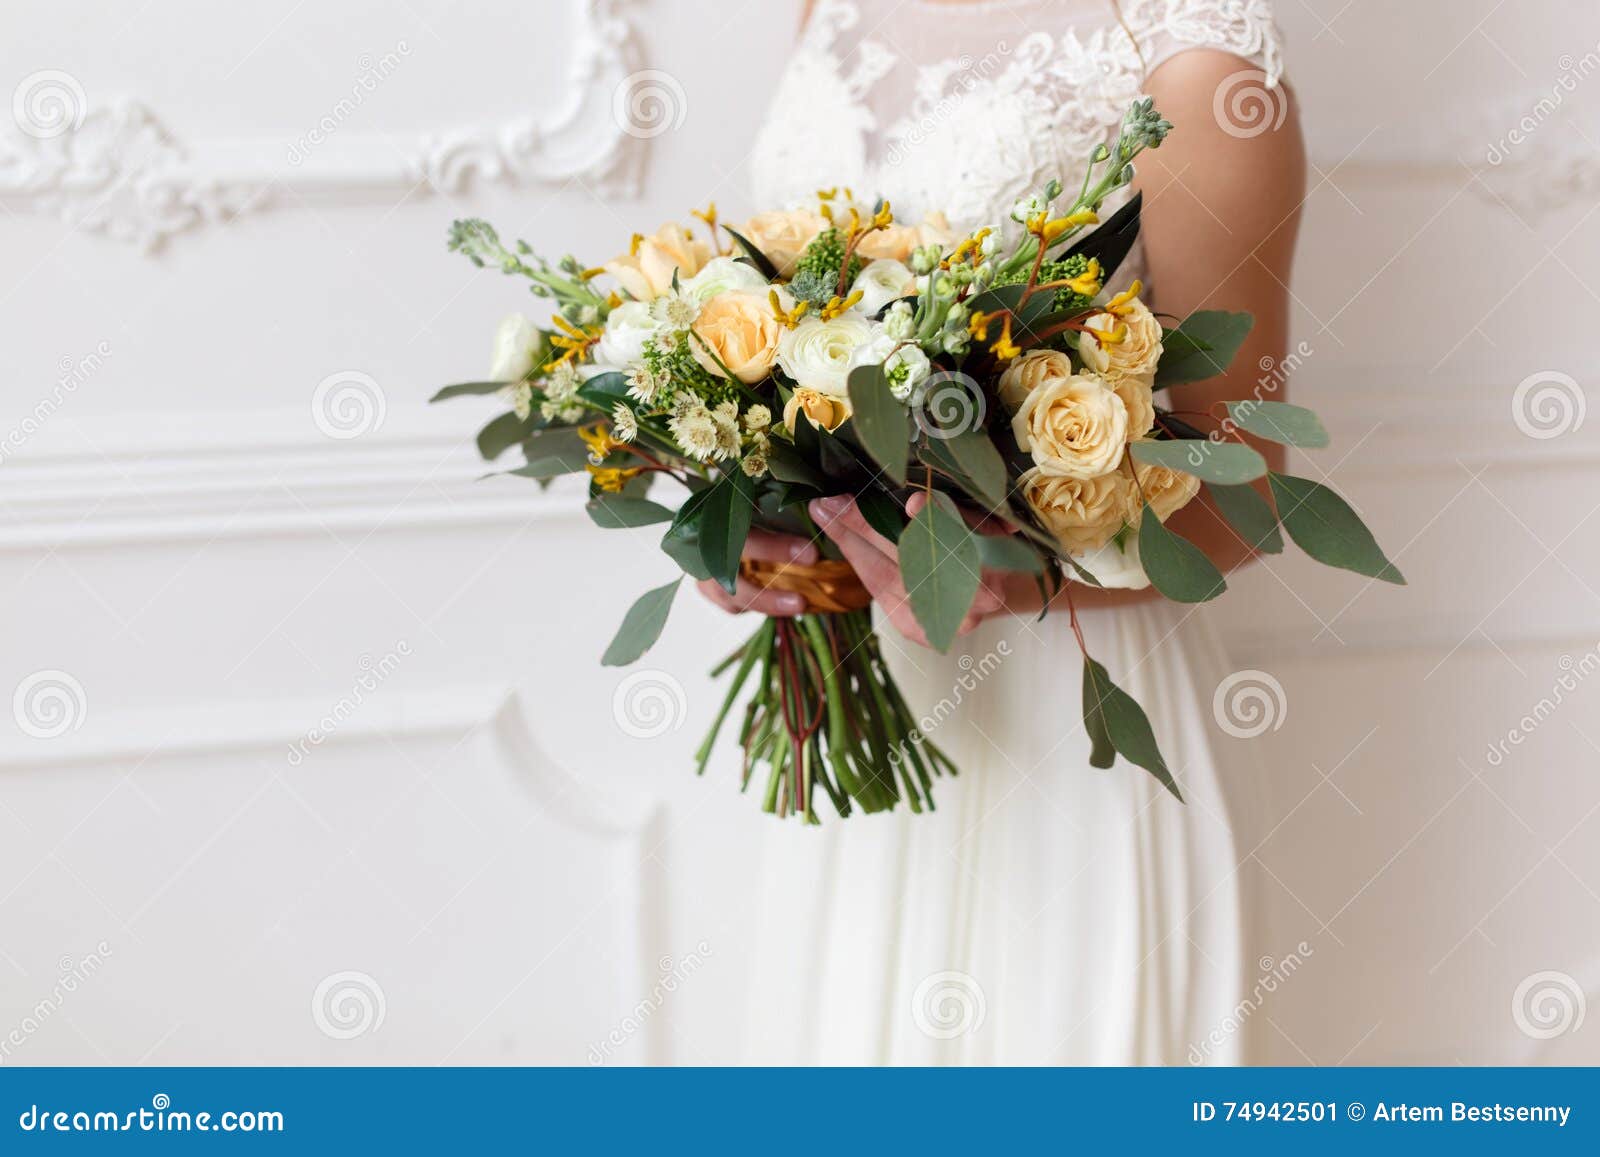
left=504, top=427, right=591, bottom=479
left=1226, top=400, right=1329, bottom=449
left=697, top=470, right=756, bottom=595
left=1137, top=506, right=1226, bottom=603
left=722, top=226, right=780, bottom=281
left=1061, top=190, right=1141, bottom=283
left=847, top=364, right=910, bottom=485
left=586, top=495, right=675, bottom=529
left=601, top=579, right=681, bottom=667
left=576, top=371, right=630, bottom=407
left=1207, top=483, right=1283, bottom=554
left=659, top=484, right=716, bottom=580
left=1268, top=473, right=1406, bottom=584
left=765, top=440, right=825, bottom=489
left=430, top=380, right=510, bottom=403
left=1156, top=311, right=1254, bottom=387
left=977, top=534, right=1044, bottom=573
left=477, top=411, right=538, bottom=461
left=1082, top=656, right=1183, bottom=801
left=857, top=487, right=907, bottom=544
left=1081, top=655, right=1116, bottom=769
left=898, top=492, right=982, bottom=653
left=1130, top=438, right=1265, bottom=485
left=938, top=428, right=1011, bottom=513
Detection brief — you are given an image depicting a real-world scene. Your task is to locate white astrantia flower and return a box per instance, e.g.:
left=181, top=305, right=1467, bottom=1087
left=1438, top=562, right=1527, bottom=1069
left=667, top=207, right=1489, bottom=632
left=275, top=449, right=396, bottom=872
left=611, top=403, right=638, bottom=443
left=669, top=404, right=720, bottom=461
left=649, top=286, right=701, bottom=331
left=777, top=312, right=875, bottom=397
left=593, top=300, right=662, bottom=370
left=711, top=399, right=742, bottom=459
left=507, top=381, right=533, bottom=421
left=743, top=404, right=772, bottom=433
left=489, top=313, right=541, bottom=381
left=682, top=256, right=770, bottom=302
left=545, top=360, right=580, bottom=401
left=1072, top=535, right=1150, bottom=590
left=626, top=362, right=667, bottom=405
left=848, top=259, right=916, bottom=318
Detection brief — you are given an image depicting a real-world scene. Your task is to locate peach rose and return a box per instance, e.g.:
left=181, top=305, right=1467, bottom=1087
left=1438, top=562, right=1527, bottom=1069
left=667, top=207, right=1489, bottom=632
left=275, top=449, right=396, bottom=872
left=996, top=348, right=1073, bottom=412
left=606, top=223, right=712, bottom=301
left=1111, top=371, right=1156, bottom=440
left=739, top=209, right=828, bottom=278
left=783, top=387, right=851, bottom=432
left=1079, top=296, right=1163, bottom=378
left=1019, top=468, right=1132, bottom=555
left=1128, top=449, right=1201, bottom=522
left=1011, top=372, right=1129, bottom=480
left=856, top=211, right=956, bottom=262
left=689, top=291, right=781, bottom=384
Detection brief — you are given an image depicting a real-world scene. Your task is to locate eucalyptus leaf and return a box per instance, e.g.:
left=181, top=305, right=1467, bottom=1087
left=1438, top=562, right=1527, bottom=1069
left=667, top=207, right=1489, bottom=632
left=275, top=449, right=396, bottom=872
left=1226, top=400, right=1330, bottom=449
left=1130, top=438, right=1265, bottom=485
left=503, top=428, right=592, bottom=479
left=698, top=469, right=756, bottom=595
left=430, top=380, right=511, bottom=403
left=977, top=534, right=1045, bottom=573
left=765, top=440, right=825, bottom=488
left=847, top=364, right=910, bottom=485
left=857, top=487, right=907, bottom=544
left=576, top=371, right=630, bottom=406
left=1082, top=656, right=1183, bottom=801
left=722, top=226, right=780, bottom=281
left=659, top=486, right=715, bottom=581
left=897, top=492, right=982, bottom=653
left=1137, top=506, right=1226, bottom=603
left=586, top=495, right=675, bottom=529
left=1268, top=473, right=1405, bottom=584
left=476, top=411, right=539, bottom=461
left=938, top=427, right=1011, bottom=512
left=600, top=579, right=681, bottom=667
left=1081, top=655, right=1116, bottom=769
left=1207, top=482, right=1283, bottom=554
left=1156, top=311, right=1254, bottom=387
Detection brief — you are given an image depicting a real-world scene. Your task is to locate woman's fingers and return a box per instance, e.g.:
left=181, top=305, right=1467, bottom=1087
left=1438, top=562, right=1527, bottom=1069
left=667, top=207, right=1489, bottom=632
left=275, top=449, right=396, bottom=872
left=740, top=527, right=820, bottom=566
left=695, top=577, right=807, bottom=617
left=810, top=496, right=897, bottom=561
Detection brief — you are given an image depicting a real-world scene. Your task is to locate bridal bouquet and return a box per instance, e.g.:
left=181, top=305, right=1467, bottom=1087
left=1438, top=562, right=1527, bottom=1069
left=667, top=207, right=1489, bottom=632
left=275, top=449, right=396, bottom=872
left=431, top=99, right=1402, bottom=822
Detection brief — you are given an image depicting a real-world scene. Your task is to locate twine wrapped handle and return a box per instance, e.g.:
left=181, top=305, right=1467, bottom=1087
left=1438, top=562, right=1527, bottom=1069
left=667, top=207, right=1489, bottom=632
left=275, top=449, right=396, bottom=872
left=738, top=557, right=872, bottom=614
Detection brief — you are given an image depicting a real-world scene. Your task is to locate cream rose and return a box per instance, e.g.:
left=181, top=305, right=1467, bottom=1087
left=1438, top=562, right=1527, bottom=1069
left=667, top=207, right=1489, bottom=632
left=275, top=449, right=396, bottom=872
left=682, top=255, right=770, bottom=302
left=689, top=291, right=782, bottom=384
left=783, top=387, right=851, bottom=432
left=489, top=313, right=542, bottom=381
left=1011, top=372, right=1129, bottom=479
left=1111, top=371, right=1156, bottom=440
left=849, top=258, right=916, bottom=317
left=777, top=313, right=875, bottom=397
left=1079, top=296, right=1163, bottom=378
left=592, top=300, right=661, bottom=370
left=1073, top=536, right=1151, bottom=589
left=856, top=211, right=956, bottom=262
left=739, top=208, right=827, bottom=278
left=996, top=348, right=1073, bottom=412
left=605, top=223, right=711, bottom=301
left=1019, top=468, right=1132, bottom=555
left=1128, top=450, right=1202, bottom=522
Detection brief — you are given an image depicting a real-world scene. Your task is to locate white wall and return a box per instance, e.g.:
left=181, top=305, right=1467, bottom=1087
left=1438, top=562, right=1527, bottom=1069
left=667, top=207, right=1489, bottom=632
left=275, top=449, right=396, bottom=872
left=0, top=0, right=1595, bottom=1064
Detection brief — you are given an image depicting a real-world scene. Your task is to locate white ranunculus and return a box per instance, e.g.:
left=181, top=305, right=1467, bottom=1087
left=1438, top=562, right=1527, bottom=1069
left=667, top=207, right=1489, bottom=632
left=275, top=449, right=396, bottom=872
left=849, top=258, right=916, bottom=318
left=848, top=331, right=930, bottom=401
left=777, top=313, right=875, bottom=397
left=592, top=301, right=662, bottom=370
left=489, top=313, right=541, bottom=381
left=683, top=256, right=770, bottom=302
left=1072, top=536, right=1150, bottom=590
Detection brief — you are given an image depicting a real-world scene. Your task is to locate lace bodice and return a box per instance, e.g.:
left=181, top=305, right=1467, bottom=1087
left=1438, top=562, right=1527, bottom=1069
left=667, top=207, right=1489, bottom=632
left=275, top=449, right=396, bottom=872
left=751, top=0, right=1285, bottom=266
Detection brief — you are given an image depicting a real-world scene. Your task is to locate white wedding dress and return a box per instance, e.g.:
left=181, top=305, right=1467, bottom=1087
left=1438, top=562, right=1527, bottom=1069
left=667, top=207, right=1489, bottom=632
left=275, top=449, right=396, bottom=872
left=735, top=0, right=1287, bottom=1065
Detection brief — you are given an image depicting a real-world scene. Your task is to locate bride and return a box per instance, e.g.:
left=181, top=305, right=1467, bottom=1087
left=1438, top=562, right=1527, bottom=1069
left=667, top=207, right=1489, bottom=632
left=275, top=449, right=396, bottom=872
left=697, top=0, right=1305, bottom=1063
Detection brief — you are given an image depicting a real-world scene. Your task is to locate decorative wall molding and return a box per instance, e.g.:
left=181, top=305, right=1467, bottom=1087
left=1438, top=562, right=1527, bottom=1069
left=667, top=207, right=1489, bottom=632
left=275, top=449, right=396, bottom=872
left=0, top=0, right=647, bottom=252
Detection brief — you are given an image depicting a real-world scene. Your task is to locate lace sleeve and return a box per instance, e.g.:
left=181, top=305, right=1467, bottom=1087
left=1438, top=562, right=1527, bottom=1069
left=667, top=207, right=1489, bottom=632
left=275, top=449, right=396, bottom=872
left=1120, top=0, right=1286, bottom=87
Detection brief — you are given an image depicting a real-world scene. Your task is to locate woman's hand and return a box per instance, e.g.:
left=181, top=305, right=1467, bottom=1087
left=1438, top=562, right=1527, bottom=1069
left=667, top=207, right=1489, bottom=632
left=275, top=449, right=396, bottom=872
left=695, top=528, right=820, bottom=616
left=808, top=493, right=1010, bottom=646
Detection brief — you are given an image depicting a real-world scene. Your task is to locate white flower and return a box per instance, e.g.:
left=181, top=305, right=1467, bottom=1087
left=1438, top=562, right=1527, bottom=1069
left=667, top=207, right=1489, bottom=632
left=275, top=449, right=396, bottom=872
left=1011, top=193, right=1047, bottom=224
left=849, top=259, right=916, bottom=318
left=626, top=363, right=667, bottom=405
left=848, top=331, right=930, bottom=402
left=611, top=403, right=638, bottom=443
left=1072, top=536, right=1150, bottom=590
left=683, top=256, right=770, bottom=302
left=649, top=287, right=700, bottom=331
left=489, top=313, right=541, bottom=381
left=883, top=300, right=916, bottom=341
left=507, top=381, right=533, bottom=421
left=777, top=312, right=875, bottom=397
left=593, top=301, right=662, bottom=370
left=743, top=404, right=772, bottom=432
left=669, top=405, right=720, bottom=461
left=545, top=360, right=580, bottom=402
left=742, top=449, right=769, bottom=477
left=711, top=401, right=741, bottom=459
